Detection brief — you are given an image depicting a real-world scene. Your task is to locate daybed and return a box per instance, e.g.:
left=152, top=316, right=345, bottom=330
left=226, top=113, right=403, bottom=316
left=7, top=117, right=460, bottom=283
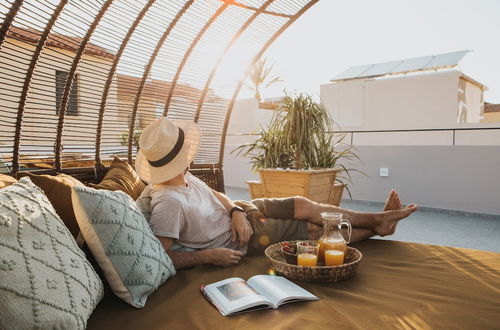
left=2, top=162, right=500, bottom=329
left=89, top=240, right=500, bottom=329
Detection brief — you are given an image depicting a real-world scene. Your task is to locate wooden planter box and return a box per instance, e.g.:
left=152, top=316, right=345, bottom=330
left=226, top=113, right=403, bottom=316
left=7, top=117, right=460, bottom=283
left=245, top=180, right=266, bottom=199
left=246, top=169, right=344, bottom=206
left=330, top=183, right=345, bottom=206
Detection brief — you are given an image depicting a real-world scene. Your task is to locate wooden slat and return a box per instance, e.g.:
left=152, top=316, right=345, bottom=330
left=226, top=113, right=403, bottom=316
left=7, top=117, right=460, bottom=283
left=308, top=193, right=330, bottom=204
left=309, top=182, right=334, bottom=196
left=245, top=181, right=265, bottom=199
left=308, top=171, right=337, bottom=186
left=265, top=184, right=306, bottom=196
left=328, top=183, right=345, bottom=206
left=0, top=0, right=319, bottom=191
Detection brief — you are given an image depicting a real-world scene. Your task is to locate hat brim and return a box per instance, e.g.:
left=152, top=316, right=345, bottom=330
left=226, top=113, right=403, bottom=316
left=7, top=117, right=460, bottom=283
left=135, top=120, right=201, bottom=184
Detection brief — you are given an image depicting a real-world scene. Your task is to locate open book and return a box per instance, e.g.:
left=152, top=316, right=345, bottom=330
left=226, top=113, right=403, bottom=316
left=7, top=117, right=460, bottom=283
left=201, top=275, right=318, bottom=316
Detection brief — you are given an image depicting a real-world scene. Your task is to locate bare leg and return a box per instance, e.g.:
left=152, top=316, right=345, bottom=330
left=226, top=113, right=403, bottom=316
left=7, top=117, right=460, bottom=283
left=350, top=228, right=376, bottom=243
left=295, top=192, right=417, bottom=238
left=306, top=223, right=374, bottom=243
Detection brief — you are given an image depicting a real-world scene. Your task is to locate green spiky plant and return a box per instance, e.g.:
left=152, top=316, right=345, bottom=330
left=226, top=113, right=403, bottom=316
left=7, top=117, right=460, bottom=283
left=233, top=92, right=363, bottom=197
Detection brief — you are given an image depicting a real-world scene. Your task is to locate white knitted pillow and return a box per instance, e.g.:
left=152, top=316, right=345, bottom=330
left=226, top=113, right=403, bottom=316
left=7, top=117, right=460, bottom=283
left=0, top=177, right=104, bottom=330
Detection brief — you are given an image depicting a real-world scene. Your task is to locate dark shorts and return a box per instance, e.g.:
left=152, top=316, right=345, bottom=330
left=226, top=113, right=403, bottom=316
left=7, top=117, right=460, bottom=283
left=235, top=198, right=309, bottom=256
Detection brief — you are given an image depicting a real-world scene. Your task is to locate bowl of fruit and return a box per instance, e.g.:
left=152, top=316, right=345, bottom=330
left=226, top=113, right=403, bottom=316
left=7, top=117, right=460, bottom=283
left=281, top=241, right=297, bottom=265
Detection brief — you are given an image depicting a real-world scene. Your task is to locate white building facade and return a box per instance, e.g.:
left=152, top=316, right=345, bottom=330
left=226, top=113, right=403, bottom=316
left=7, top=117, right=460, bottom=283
left=320, top=70, right=486, bottom=131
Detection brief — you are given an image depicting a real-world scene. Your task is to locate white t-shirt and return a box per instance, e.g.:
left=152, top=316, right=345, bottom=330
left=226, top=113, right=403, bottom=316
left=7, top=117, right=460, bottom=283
left=148, top=173, right=245, bottom=253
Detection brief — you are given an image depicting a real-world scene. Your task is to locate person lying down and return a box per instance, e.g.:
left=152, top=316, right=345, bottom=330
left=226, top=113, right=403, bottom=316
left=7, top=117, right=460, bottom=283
left=135, top=118, right=417, bottom=269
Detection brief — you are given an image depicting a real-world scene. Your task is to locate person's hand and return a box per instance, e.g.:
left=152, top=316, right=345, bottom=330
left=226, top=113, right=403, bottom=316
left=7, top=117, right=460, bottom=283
left=207, top=248, right=244, bottom=267
left=230, top=211, right=253, bottom=248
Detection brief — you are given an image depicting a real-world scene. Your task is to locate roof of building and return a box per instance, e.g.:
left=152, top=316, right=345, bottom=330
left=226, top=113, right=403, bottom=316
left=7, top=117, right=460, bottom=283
left=484, top=102, right=500, bottom=113
left=116, top=74, right=213, bottom=102
left=6, top=26, right=115, bottom=60
left=331, top=50, right=470, bottom=82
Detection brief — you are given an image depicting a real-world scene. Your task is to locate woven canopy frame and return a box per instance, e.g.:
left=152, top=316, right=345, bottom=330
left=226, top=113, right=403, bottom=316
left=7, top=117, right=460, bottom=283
left=0, top=0, right=318, bottom=189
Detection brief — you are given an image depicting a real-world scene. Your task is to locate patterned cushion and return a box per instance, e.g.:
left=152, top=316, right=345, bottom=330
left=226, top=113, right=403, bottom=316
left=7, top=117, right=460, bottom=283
left=89, top=156, right=146, bottom=200
left=71, top=186, right=175, bottom=308
left=0, top=177, right=104, bottom=330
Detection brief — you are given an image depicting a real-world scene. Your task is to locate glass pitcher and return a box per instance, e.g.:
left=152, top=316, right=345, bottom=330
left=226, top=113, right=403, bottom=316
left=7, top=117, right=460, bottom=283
left=317, top=212, right=352, bottom=263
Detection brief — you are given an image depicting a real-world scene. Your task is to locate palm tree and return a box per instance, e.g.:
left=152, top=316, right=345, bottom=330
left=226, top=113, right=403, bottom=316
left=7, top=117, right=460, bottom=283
left=246, top=57, right=283, bottom=102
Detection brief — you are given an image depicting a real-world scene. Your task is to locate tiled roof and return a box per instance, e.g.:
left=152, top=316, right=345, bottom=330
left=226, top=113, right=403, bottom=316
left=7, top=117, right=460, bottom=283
left=484, top=102, right=500, bottom=113
left=117, top=74, right=207, bottom=100
left=6, top=26, right=115, bottom=60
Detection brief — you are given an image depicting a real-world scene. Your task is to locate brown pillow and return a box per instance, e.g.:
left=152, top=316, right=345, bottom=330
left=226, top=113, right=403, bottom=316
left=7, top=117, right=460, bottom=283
left=0, top=174, right=17, bottom=189
left=89, top=156, right=146, bottom=200
left=19, top=173, right=84, bottom=238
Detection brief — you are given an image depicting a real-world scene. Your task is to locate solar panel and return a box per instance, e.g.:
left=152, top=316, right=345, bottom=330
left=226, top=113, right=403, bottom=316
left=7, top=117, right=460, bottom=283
left=333, top=64, right=374, bottom=81
left=390, top=55, right=434, bottom=73
left=360, top=60, right=402, bottom=77
left=331, top=50, right=470, bottom=82
left=425, top=50, right=470, bottom=68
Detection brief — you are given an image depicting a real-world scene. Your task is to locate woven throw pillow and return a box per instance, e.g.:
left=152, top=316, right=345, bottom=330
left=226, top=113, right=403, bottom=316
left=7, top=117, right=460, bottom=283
left=71, top=186, right=175, bottom=308
left=18, top=173, right=84, bottom=238
left=0, top=174, right=17, bottom=189
left=0, top=177, right=104, bottom=330
left=89, top=156, right=146, bottom=200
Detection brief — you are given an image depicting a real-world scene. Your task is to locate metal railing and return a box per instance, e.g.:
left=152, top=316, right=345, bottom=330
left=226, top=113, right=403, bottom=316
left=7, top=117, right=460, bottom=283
left=338, top=126, right=500, bottom=146
left=226, top=125, right=500, bottom=146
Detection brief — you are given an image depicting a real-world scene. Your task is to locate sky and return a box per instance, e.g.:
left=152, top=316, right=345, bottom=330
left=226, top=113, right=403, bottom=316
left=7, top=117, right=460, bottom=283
left=252, top=0, right=500, bottom=104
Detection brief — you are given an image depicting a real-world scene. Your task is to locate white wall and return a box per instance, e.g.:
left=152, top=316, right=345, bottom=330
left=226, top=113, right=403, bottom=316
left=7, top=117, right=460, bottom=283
left=224, top=128, right=500, bottom=214
left=227, top=98, right=275, bottom=134
left=321, top=71, right=471, bottom=130
left=321, top=80, right=365, bottom=127
left=225, top=98, right=276, bottom=188
left=0, top=38, right=122, bottom=148
left=347, top=145, right=500, bottom=215
left=463, top=80, right=483, bottom=123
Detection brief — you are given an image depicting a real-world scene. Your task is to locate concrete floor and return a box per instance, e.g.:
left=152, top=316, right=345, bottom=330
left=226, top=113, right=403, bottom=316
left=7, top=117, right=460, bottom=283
left=226, top=186, right=500, bottom=253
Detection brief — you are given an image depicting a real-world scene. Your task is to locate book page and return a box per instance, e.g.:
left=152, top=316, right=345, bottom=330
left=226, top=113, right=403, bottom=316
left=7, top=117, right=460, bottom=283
left=247, top=275, right=318, bottom=307
left=202, top=277, right=272, bottom=316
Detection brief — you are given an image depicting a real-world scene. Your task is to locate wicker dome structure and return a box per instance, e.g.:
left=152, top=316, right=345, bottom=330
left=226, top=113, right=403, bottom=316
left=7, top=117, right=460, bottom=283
left=0, top=0, right=318, bottom=191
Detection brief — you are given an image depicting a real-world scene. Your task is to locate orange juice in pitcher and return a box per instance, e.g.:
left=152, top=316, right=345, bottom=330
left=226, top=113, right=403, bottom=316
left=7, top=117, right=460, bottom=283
left=318, top=212, right=351, bottom=264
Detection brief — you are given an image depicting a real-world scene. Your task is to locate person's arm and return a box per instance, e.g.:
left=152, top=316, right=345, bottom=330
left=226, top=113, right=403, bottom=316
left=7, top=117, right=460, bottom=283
left=157, top=236, right=244, bottom=269
left=210, top=188, right=253, bottom=248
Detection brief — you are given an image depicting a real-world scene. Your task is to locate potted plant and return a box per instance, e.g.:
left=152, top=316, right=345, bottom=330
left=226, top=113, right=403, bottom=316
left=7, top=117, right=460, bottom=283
left=233, top=92, right=361, bottom=205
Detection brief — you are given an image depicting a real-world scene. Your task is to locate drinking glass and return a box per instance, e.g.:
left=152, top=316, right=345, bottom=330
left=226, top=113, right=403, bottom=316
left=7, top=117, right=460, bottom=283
left=324, top=249, right=345, bottom=266
left=297, top=241, right=319, bottom=267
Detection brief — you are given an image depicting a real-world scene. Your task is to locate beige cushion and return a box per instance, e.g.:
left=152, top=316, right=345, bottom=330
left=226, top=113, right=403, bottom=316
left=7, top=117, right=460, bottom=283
left=0, top=174, right=17, bottom=189
left=19, top=173, right=84, bottom=238
left=89, top=156, right=146, bottom=200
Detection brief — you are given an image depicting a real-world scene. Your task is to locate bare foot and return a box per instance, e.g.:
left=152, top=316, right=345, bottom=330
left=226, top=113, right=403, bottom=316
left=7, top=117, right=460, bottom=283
left=384, top=189, right=402, bottom=211
left=374, top=203, right=418, bottom=236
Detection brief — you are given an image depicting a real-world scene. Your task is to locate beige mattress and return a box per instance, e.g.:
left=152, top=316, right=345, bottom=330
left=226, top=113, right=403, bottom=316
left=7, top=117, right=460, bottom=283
left=88, top=239, right=500, bottom=329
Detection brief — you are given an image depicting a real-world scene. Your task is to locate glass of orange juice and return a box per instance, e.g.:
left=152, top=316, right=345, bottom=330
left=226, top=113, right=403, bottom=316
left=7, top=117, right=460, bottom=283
left=324, top=249, right=344, bottom=266
left=297, top=241, right=319, bottom=267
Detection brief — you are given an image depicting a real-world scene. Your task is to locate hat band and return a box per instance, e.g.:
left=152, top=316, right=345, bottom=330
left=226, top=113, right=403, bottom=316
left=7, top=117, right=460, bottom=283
left=148, top=127, right=185, bottom=168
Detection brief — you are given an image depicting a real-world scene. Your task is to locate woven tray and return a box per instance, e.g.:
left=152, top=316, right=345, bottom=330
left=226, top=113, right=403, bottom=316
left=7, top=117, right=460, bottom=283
left=265, top=240, right=363, bottom=283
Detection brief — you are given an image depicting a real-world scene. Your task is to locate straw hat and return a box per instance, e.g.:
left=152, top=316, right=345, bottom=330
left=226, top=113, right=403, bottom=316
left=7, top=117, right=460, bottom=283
left=135, top=118, right=201, bottom=184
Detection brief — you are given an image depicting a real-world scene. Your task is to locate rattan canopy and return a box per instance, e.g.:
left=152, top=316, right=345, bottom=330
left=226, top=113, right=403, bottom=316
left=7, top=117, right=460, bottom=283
left=0, top=0, right=317, bottom=188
